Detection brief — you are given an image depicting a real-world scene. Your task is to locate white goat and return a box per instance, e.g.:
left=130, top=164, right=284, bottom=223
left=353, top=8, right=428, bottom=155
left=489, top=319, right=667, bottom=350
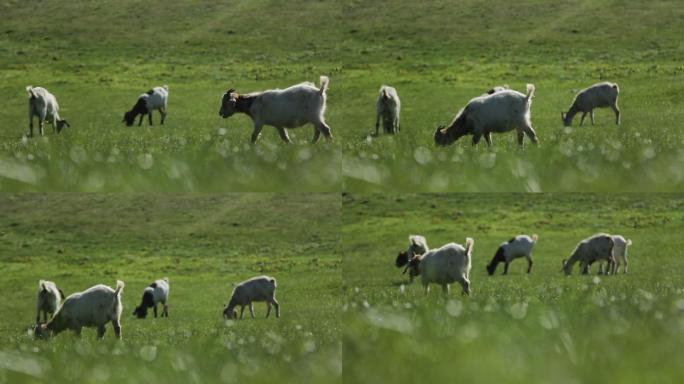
left=596, top=235, right=632, bottom=274
left=395, top=235, right=429, bottom=283
left=123, top=86, right=169, bottom=126
left=36, top=280, right=65, bottom=324
left=218, top=76, right=331, bottom=144
left=435, top=84, right=538, bottom=147
left=486, top=234, right=538, bottom=275
left=405, top=238, right=474, bottom=295
left=133, top=278, right=170, bottom=318
left=223, top=276, right=279, bottom=319
left=562, top=234, right=614, bottom=275
left=35, top=280, right=125, bottom=339
left=562, top=82, right=620, bottom=126
left=375, top=85, right=400, bottom=135
left=26, top=86, right=70, bottom=137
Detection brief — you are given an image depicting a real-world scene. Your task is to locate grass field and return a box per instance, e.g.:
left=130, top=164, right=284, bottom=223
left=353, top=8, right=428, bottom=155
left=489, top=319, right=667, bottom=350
left=0, top=194, right=341, bottom=383
left=2, top=1, right=684, bottom=192
left=0, top=0, right=342, bottom=192
left=340, top=0, right=684, bottom=192
left=342, top=193, right=684, bottom=382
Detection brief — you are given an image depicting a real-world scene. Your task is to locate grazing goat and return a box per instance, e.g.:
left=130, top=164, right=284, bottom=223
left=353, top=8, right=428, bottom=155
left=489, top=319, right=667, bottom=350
left=434, top=84, right=538, bottom=147
left=35, top=280, right=125, bottom=339
left=218, top=76, right=331, bottom=144
left=133, top=278, right=169, bottom=318
left=123, top=86, right=169, bottom=126
left=375, top=85, right=400, bottom=135
left=562, top=82, right=620, bottom=126
left=595, top=235, right=633, bottom=274
left=405, top=238, right=474, bottom=296
left=223, top=276, right=279, bottom=320
left=395, top=235, right=429, bottom=283
left=36, top=280, right=65, bottom=324
left=26, top=86, right=70, bottom=137
left=562, top=234, right=614, bottom=275
left=486, top=234, right=538, bottom=275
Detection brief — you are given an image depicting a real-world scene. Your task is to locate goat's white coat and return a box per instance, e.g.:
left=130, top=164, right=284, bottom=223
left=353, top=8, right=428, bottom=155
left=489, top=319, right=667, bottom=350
left=223, top=275, right=279, bottom=319
left=36, top=280, right=63, bottom=323
left=37, top=280, right=124, bottom=339
left=562, top=82, right=620, bottom=126
left=140, top=86, right=169, bottom=112
left=562, top=234, right=614, bottom=275
left=414, top=238, right=474, bottom=295
left=26, top=86, right=69, bottom=136
left=375, top=85, right=400, bottom=135
left=436, top=84, right=537, bottom=147
left=219, top=76, right=331, bottom=143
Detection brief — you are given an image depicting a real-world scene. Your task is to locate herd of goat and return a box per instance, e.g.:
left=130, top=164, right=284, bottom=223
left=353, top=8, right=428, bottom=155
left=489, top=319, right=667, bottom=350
left=32, top=275, right=280, bottom=340
left=395, top=233, right=632, bottom=296
left=30, top=232, right=632, bottom=340
left=25, top=78, right=620, bottom=145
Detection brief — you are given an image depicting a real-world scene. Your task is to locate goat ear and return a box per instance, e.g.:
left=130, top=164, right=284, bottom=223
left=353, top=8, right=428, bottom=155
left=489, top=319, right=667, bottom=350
left=226, top=88, right=236, bottom=94
left=561, top=112, right=566, bottom=119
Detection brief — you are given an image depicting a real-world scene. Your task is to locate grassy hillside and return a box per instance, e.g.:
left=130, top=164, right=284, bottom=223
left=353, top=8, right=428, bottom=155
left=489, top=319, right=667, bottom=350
left=0, top=0, right=342, bottom=192
left=0, top=193, right=341, bottom=383
left=2, top=0, right=684, bottom=191
left=342, top=193, right=684, bottom=382
left=340, top=0, right=684, bottom=191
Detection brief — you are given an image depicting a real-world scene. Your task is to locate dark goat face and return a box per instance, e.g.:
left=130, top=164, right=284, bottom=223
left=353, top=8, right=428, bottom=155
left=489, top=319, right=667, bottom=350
left=33, top=323, right=50, bottom=339
left=396, top=251, right=409, bottom=267
left=434, top=125, right=449, bottom=146
left=219, top=89, right=237, bottom=118
left=56, top=119, right=70, bottom=133
left=223, top=305, right=237, bottom=319
left=561, top=112, right=571, bottom=127
left=133, top=305, right=148, bottom=319
left=123, top=111, right=135, bottom=126
left=486, top=263, right=496, bottom=276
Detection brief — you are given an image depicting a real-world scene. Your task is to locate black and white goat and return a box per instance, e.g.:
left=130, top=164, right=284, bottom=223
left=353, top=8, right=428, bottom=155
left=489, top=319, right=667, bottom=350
left=486, top=234, right=538, bottom=275
left=133, top=278, right=169, bottom=318
left=123, top=86, right=169, bottom=126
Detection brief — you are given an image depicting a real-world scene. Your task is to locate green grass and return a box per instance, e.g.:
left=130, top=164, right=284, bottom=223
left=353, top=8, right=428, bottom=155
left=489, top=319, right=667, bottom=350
left=0, top=0, right=342, bottom=192
left=342, top=193, right=684, bottom=382
left=340, top=0, right=684, bottom=191
left=0, top=193, right=341, bottom=383
left=3, top=0, right=684, bottom=191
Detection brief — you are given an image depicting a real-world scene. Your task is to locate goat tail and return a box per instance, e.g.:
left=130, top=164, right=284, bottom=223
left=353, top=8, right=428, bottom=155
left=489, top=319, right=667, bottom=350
left=39, top=279, right=46, bottom=291
left=626, top=239, right=632, bottom=246
left=612, top=83, right=619, bottom=93
left=531, top=234, right=539, bottom=242
left=319, top=75, right=329, bottom=95
left=162, top=85, right=169, bottom=91
left=525, top=83, right=535, bottom=101
left=465, top=237, right=474, bottom=263
left=26, top=86, right=36, bottom=98
left=163, top=277, right=169, bottom=283
left=114, top=280, right=125, bottom=296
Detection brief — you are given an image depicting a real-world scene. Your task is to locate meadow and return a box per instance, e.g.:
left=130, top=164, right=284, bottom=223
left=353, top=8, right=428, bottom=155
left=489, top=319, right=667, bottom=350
left=0, top=0, right=342, bottom=192
left=3, top=1, right=684, bottom=192
left=340, top=0, right=684, bottom=192
left=342, top=193, right=684, bottom=382
left=0, top=193, right=341, bottom=383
